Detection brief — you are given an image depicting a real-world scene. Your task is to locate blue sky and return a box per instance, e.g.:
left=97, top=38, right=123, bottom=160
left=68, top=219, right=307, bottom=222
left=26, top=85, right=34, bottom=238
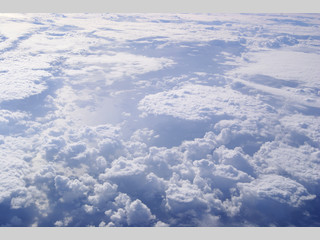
left=0, top=13, right=320, bottom=226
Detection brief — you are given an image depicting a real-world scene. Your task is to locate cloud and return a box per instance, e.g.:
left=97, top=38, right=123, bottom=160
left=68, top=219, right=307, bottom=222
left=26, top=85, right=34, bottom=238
left=228, top=50, right=320, bottom=87
left=54, top=175, right=89, bottom=203
left=165, top=173, right=208, bottom=215
left=0, top=13, right=320, bottom=227
left=253, top=142, right=320, bottom=192
left=64, top=52, right=175, bottom=86
left=138, top=84, right=274, bottom=121
left=0, top=110, right=30, bottom=134
left=0, top=51, right=56, bottom=103
left=238, top=175, right=315, bottom=208
left=104, top=193, right=156, bottom=227
left=88, top=182, right=118, bottom=208
left=125, top=199, right=156, bottom=226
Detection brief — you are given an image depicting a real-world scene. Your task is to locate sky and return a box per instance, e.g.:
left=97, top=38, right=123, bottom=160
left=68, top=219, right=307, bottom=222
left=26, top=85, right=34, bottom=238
left=0, top=13, right=320, bottom=227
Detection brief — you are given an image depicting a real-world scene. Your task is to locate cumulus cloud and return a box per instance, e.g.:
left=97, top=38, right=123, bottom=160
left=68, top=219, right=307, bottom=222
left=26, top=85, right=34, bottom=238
left=238, top=175, right=315, bottom=208
left=253, top=142, right=320, bottom=191
left=229, top=50, right=320, bottom=85
left=125, top=199, right=156, bottom=226
left=138, top=84, right=273, bottom=121
left=0, top=51, right=56, bottom=102
left=0, top=13, right=320, bottom=227
left=54, top=175, right=89, bottom=203
left=64, top=52, right=175, bottom=86
left=88, top=182, right=118, bottom=209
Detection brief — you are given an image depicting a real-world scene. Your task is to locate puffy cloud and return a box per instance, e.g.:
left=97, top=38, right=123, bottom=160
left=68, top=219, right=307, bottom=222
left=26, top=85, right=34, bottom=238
left=138, top=84, right=274, bottom=121
left=0, top=52, right=56, bottom=103
left=252, top=142, right=320, bottom=192
left=54, top=175, right=89, bottom=203
left=279, top=114, right=320, bottom=145
left=0, top=110, right=30, bottom=134
left=0, top=154, right=28, bottom=204
left=88, top=181, right=118, bottom=209
left=180, top=131, right=218, bottom=161
left=65, top=53, right=175, bottom=83
left=0, top=13, right=320, bottom=227
left=214, top=146, right=255, bottom=176
left=238, top=175, right=315, bottom=208
left=196, top=160, right=253, bottom=190
left=229, top=50, right=320, bottom=85
left=0, top=16, right=41, bottom=50
left=165, top=173, right=208, bottom=216
left=126, top=199, right=156, bottom=226
left=106, top=193, right=156, bottom=227
left=261, top=35, right=299, bottom=49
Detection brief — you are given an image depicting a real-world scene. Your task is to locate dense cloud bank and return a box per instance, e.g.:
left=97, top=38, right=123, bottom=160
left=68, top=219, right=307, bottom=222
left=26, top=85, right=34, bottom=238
left=0, top=13, right=320, bottom=226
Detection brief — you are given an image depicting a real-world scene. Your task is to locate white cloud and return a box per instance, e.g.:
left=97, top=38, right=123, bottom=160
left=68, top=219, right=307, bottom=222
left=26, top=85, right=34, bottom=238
left=253, top=142, right=320, bottom=191
left=0, top=49, right=58, bottom=103
left=54, top=175, right=89, bottom=203
left=165, top=173, right=208, bottom=215
left=238, top=175, right=315, bottom=208
left=0, top=13, right=319, bottom=227
left=125, top=199, right=155, bottom=226
left=0, top=110, right=30, bottom=133
left=229, top=50, right=320, bottom=85
left=0, top=18, right=41, bottom=50
left=64, top=52, right=175, bottom=85
left=138, top=84, right=273, bottom=121
left=88, top=182, right=118, bottom=208
left=280, top=114, right=320, bottom=144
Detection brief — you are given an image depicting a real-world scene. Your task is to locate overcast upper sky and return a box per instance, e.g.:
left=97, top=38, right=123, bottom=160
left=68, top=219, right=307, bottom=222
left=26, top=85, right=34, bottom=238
left=0, top=13, right=320, bottom=227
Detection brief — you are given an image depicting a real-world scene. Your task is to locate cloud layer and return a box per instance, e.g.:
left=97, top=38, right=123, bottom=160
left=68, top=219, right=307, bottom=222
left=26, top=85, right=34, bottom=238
left=0, top=13, right=320, bottom=227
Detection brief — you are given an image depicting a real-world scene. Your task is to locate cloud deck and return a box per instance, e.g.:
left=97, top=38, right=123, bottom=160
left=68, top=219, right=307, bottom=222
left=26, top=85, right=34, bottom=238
left=0, top=13, right=320, bottom=227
